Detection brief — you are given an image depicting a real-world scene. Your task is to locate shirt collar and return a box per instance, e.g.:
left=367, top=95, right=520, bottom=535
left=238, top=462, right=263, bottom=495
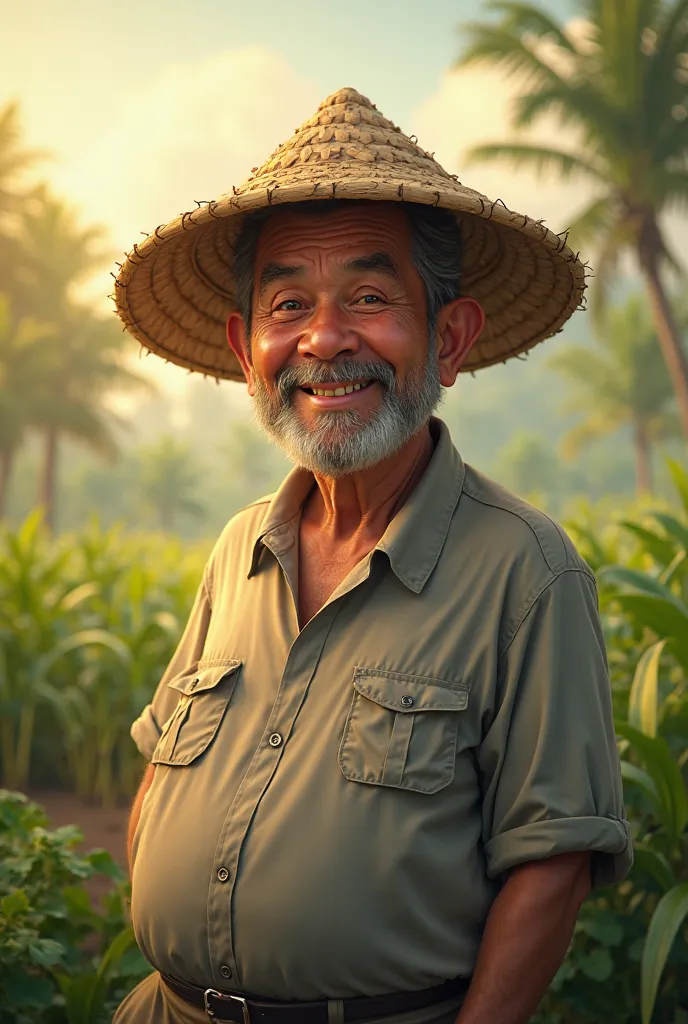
left=247, top=417, right=465, bottom=592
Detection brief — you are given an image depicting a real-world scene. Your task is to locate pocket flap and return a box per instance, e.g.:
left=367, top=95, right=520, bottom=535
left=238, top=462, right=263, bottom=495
left=167, top=660, right=242, bottom=697
left=353, top=667, right=468, bottom=712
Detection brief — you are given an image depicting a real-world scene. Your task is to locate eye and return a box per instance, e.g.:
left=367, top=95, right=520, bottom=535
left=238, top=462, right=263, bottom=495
left=274, top=299, right=303, bottom=312
left=356, top=294, right=383, bottom=305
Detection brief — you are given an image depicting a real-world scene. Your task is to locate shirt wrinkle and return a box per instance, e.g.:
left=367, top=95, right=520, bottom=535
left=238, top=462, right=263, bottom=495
left=128, top=416, right=631, bottom=1001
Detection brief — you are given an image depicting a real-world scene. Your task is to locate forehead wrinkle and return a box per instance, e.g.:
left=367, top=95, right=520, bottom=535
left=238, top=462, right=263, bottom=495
left=255, top=207, right=412, bottom=269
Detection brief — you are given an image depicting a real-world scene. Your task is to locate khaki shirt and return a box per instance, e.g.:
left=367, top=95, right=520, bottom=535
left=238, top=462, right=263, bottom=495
left=129, top=417, right=632, bottom=1001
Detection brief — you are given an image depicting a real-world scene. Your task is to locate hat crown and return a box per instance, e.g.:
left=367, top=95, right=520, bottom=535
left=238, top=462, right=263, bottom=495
left=239, top=84, right=454, bottom=193
left=318, top=87, right=374, bottom=110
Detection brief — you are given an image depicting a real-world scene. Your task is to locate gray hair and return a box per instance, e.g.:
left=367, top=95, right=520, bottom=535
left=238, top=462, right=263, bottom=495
left=231, top=200, right=462, bottom=340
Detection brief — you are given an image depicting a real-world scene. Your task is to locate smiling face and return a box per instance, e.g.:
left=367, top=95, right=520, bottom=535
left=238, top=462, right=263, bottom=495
left=226, top=202, right=483, bottom=476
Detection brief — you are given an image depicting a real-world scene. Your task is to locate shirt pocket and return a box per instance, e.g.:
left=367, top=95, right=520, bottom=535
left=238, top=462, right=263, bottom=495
left=151, top=660, right=242, bottom=767
left=338, top=667, right=469, bottom=794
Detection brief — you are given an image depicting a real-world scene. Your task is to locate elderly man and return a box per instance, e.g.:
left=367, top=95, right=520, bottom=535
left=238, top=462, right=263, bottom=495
left=113, top=89, right=632, bottom=1024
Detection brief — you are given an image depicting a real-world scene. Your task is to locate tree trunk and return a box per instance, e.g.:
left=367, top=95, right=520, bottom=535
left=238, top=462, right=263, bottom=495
left=637, top=225, right=688, bottom=438
left=633, top=422, right=652, bottom=495
left=0, top=447, right=14, bottom=518
left=40, top=428, right=58, bottom=531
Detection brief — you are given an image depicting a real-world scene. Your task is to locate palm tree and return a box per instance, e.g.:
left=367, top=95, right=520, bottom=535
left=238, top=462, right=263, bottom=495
left=0, top=102, right=46, bottom=309
left=456, top=0, right=688, bottom=435
left=14, top=188, right=149, bottom=528
left=0, top=295, right=53, bottom=516
left=28, top=310, right=151, bottom=528
left=547, top=293, right=680, bottom=493
left=138, top=436, right=206, bottom=532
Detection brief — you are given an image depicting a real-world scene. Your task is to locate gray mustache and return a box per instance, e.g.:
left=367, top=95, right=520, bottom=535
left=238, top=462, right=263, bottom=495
left=275, top=360, right=396, bottom=401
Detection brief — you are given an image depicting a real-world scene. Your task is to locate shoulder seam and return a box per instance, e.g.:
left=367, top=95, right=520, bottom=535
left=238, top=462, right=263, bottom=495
left=462, top=479, right=568, bottom=574
left=499, top=567, right=596, bottom=661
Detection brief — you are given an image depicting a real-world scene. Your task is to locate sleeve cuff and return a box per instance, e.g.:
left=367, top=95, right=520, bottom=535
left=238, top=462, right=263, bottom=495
left=485, top=815, right=633, bottom=888
left=130, top=704, right=162, bottom=761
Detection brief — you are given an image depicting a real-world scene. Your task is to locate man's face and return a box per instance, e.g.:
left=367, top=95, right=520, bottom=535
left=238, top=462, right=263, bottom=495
left=231, top=204, right=446, bottom=475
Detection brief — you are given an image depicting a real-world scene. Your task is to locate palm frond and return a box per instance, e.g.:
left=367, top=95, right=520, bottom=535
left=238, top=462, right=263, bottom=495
left=645, top=0, right=688, bottom=160
left=456, top=24, right=567, bottom=92
left=560, top=413, right=623, bottom=459
left=488, top=2, right=579, bottom=53
left=463, top=142, right=607, bottom=184
left=565, top=195, right=618, bottom=251
left=514, top=83, right=627, bottom=155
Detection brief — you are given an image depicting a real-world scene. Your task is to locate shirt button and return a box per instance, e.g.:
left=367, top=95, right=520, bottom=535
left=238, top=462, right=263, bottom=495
left=189, top=678, right=198, bottom=691
left=220, top=965, right=232, bottom=980
left=400, top=695, right=414, bottom=707
left=268, top=732, right=283, bottom=747
left=217, top=867, right=230, bottom=882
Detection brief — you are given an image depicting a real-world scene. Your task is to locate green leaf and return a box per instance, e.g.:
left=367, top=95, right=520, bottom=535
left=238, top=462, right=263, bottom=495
left=620, top=521, right=678, bottom=566
left=1, top=888, right=30, bottom=917
left=621, top=761, right=660, bottom=808
left=597, top=566, right=682, bottom=602
left=666, top=458, right=688, bottom=517
left=86, top=926, right=138, bottom=1021
left=642, top=882, right=688, bottom=1024
left=628, top=640, right=667, bottom=737
left=631, top=845, right=676, bottom=894
left=3, top=967, right=56, bottom=1008
left=583, top=917, right=624, bottom=947
left=613, top=594, right=688, bottom=674
left=87, top=848, right=126, bottom=882
left=27, top=938, right=65, bottom=967
left=617, top=723, right=688, bottom=844
left=579, top=948, right=614, bottom=981
left=653, top=513, right=688, bottom=554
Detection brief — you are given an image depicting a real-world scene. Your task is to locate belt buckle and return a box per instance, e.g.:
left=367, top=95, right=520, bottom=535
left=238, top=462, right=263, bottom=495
left=204, top=988, right=250, bottom=1023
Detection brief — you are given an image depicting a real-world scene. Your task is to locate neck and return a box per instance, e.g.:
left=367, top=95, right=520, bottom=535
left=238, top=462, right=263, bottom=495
left=303, top=422, right=435, bottom=542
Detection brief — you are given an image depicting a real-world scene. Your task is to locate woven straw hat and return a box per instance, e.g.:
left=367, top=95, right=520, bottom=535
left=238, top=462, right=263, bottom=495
left=114, top=87, right=586, bottom=381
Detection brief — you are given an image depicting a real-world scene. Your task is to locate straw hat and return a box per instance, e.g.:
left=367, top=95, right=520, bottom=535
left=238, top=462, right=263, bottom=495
left=113, top=87, right=586, bottom=381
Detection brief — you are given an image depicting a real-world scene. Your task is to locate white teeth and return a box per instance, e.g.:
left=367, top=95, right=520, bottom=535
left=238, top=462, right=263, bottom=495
left=309, top=381, right=369, bottom=396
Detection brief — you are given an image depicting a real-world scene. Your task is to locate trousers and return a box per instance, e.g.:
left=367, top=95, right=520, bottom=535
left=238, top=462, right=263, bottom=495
left=112, top=972, right=465, bottom=1024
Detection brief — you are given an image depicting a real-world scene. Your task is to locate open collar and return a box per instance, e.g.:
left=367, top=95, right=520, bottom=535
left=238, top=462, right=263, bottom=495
left=247, top=417, right=465, bottom=592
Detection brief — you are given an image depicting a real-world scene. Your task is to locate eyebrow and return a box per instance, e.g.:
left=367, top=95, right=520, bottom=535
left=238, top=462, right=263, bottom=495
left=259, top=262, right=305, bottom=293
left=258, top=251, right=399, bottom=294
left=344, top=252, right=399, bottom=278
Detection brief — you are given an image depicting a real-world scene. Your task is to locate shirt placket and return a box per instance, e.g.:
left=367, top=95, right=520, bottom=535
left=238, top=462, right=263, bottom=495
left=205, top=525, right=342, bottom=989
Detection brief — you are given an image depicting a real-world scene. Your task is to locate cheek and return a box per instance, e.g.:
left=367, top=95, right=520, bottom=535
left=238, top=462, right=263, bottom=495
left=249, top=322, right=297, bottom=379
left=365, top=310, right=427, bottom=365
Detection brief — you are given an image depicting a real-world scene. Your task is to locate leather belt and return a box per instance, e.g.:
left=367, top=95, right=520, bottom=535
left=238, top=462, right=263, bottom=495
left=160, top=971, right=471, bottom=1022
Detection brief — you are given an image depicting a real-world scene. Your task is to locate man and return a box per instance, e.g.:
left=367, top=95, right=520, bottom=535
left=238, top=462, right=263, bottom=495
left=113, top=88, right=632, bottom=1024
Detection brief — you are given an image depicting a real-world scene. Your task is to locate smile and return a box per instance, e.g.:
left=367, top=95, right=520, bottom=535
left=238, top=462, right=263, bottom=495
left=300, top=380, right=375, bottom=397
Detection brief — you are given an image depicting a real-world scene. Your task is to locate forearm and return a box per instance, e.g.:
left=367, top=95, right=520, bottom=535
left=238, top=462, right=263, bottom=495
left=456, top=852, right=591, bottom=1024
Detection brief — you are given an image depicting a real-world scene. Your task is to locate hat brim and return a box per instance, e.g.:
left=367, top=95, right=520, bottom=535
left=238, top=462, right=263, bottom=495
left=114, top=177, right=586, bottom=383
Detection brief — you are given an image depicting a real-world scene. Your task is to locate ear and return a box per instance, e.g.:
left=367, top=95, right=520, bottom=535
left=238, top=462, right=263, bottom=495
left=435, top=298, right=485, bottom=388
left=226, top=312, right=255, bottom=395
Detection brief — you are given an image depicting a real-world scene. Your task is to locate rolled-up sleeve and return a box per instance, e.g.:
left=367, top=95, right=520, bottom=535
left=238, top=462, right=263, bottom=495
left=478, top=568, right=632, bottom=888
left=130, top=570, right=213, bottom=761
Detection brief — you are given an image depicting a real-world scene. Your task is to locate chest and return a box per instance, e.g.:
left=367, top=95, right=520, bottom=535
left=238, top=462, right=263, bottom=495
left=297, top=526, right=375, bottom=628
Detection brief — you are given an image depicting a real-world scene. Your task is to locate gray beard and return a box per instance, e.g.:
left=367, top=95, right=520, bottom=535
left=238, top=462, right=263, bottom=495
left=252, top=349, right=443, bottom=476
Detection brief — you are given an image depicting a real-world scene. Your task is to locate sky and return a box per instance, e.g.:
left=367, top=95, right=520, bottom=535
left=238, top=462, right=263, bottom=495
left=4, top=0, right=678, bottom=408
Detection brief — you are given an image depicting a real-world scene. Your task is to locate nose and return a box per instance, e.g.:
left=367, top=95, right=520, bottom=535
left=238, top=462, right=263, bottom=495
left=297, top=298, right=360, bottom=362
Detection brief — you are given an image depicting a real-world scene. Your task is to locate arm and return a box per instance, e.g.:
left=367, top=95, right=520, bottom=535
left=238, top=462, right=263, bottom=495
left=456, top=851, right=590, bottom=1024
left=127, top=762, right=156, bottom=876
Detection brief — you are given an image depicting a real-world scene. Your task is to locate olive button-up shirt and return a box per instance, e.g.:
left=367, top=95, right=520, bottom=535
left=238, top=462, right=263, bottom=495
left=129, top=417, right=632, bottom=1001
